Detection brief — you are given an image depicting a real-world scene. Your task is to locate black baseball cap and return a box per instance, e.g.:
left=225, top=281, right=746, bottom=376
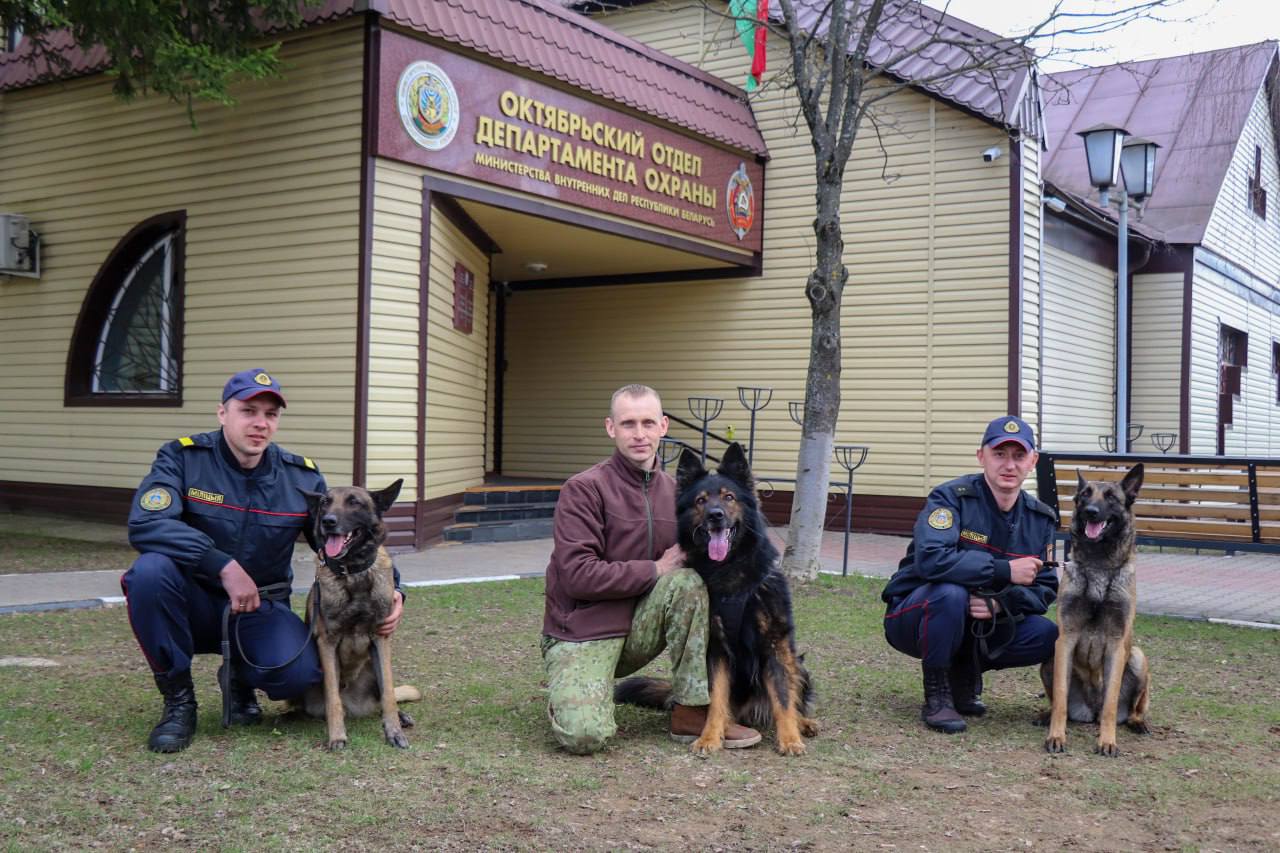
left=221, top=368, right=286, bottom=408
left=981, top=415, right=1035, bottom=452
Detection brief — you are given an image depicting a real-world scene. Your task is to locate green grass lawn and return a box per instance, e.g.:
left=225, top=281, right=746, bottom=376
left=1, top=576, right=1277, bottom=851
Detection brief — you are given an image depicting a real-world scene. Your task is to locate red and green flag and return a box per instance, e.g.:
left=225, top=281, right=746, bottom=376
left=729, top=0, right=768, bottom=92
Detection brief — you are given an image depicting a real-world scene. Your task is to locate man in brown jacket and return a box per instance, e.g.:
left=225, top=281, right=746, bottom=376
left=541, top=384, right=761, bottom=753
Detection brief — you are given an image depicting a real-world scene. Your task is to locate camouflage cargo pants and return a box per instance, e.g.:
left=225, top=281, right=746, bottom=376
left=541, top=568, right=710, bottom=754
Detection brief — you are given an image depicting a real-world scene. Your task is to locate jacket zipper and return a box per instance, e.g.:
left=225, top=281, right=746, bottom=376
left=643, top=468, right=653, bottom=558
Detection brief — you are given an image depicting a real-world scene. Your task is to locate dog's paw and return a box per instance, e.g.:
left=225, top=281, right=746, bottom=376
left=385, top=728, right=410, bottom=750
left=799, top=717, right=820, bottom=738
left=398, top=710, right=415, bottom=729
left=326, top=738, right=348, bottom=752
left=776, top=737, right=807, bottom=757
left=689, top=736, right=722, bottom=757
left=1125, top=719, right=1149, bottom=735
left=1044, top=734, right=1067, bottom=754
left=1094, top=740, right=1119, bottom=757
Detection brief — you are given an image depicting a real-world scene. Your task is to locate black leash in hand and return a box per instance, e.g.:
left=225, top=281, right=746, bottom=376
left=220, top=580, right=320, bottom=728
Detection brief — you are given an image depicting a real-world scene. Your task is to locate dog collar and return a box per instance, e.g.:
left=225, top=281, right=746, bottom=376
left=316, top=549, right=376, bottom=576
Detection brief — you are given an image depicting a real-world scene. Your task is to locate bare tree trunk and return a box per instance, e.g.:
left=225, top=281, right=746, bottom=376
left=782, top=177, right=846, bottom=582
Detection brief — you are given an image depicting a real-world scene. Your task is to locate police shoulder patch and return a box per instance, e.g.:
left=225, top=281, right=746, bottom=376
left=927, top=508, right=954, bottom=530
left=282, top=451, right=319, bottom=472
left=139, top=487, right=173, bottom=512
left=178, top=436, right=195, bottom=447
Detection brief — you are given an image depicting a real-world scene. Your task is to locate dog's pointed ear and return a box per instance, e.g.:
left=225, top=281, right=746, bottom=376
left=717, top=442, right=753, bottom=491
left=371, top=479, right=403, bottom=516
left=298, top=487, right=325, bottom=551
left=1076, top=469, right=1088, bottom=494
left=1120, top=463, right=1144, bottom=506
left=676, top=448, right=705, bottom=493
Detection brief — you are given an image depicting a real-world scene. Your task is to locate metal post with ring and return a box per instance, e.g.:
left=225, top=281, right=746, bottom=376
left=736, top=386, right=773, bottom=467
left=687, top=396, right=724, bottom=463
left=833, top=444, right=870, bottom=577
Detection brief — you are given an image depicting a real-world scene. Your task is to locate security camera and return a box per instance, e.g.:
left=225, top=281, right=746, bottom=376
left=982, top=146, right=1002, bottom=162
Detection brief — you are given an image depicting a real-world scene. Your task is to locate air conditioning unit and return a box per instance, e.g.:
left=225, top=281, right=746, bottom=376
left=0, top=213, right=40, bottom=278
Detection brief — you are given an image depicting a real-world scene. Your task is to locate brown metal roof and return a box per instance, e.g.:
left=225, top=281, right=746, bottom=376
left=1043, top=41, right=1280, bottom=245
left=0, top=0, right=767, bottom=157
left=787, top=0, right=1039, bottom=134
left=382, top=0, right=766, bottom=155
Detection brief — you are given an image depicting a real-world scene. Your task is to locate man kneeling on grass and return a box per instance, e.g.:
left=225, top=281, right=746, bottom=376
left=540, top=384, right=760, bottom=753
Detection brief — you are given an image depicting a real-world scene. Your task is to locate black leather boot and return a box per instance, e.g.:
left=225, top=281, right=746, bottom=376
left=217, top=664, right=263, bottom=726
left=148, top=672, right=198, bottom=753
left=921, top=665, right=966, bottom=733
left=950, top=660, right=987, bottom=717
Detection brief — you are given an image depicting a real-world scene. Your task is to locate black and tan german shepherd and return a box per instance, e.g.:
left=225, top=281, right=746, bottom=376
left=296, top=479, right=421, bottom=750
left=615, top=443, right=817, bottom=756
left=1043, top=463, right=1151, bottom=756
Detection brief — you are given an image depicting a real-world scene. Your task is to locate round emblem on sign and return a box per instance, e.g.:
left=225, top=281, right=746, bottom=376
left=139, top=488, right=172, bottom=512
left=398, top=61, right=459, bottom=151
left=254, top=372, right=272, bottom=386
left=927, top=508, right=954, bottom=530
left=726, top=162, right=755, bottom=241
left=1004, top=420, right=1021, bottom=433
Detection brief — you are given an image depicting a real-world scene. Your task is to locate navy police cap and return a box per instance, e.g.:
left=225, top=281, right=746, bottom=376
left=222, top=368, right=287, bottom=407
left=981, top=415, right=1035, bottom=452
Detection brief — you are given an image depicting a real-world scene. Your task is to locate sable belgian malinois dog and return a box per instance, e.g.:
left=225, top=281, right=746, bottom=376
left=615, top=443, right=817, bottom=756
left=1043, top=463, right=1151, bottom=756
left=296, top=479, right=421, bottom=750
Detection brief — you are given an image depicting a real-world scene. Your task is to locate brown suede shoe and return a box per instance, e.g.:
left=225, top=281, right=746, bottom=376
left=668, top=703, right=762, bottom=748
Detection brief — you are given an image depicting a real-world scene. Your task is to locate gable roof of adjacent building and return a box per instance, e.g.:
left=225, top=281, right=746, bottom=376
left=1042, top=41, right=1280, bottom=245
left=0, top=0, right=767, bottom=157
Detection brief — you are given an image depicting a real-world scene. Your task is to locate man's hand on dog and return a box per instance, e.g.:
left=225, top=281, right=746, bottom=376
left=655, top=544, right=687, bottom=576
left=376, top=591, right=404, bottom=637
left=220, top=560, right=261, bottom=612
left=1009, top=556, right=1042, bottom=585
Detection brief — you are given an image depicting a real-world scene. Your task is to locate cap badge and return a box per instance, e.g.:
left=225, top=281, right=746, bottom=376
left=1004, top=420, right=1020, bottom=433
left=139, top=488, right=172, bottom=512
left=927, top=508, right=954, bottom=530
left=254, top=372, right=272, bottom=386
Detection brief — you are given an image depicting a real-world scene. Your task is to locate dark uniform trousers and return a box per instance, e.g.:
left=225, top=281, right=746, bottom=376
left=121, top=553, right=320, bottom=700
left=883, top=582, right=1057, bottom=671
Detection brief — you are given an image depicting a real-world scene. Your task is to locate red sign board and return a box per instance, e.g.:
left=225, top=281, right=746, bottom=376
left=376, top=30, right=763, bottom=253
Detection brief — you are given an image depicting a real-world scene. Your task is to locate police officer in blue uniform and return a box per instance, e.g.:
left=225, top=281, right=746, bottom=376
left=882, top=416, right=1059, bottom=734
left=121, top=369, right=404, bottom=752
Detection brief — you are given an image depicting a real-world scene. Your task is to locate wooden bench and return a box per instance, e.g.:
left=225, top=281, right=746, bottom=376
left=1035, top=453, right=1280, bottom=555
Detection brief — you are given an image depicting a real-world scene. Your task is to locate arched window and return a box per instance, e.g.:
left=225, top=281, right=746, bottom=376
left=65, top=212, right=185, bottom=406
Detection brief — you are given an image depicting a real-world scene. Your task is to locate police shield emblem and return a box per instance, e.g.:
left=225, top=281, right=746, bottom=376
left=398, top=61, right=460, bottom=151
left=139, top=487, right=173, bottom=512
left=1004, top=420, right=1020, bottom=433
left=725, top=162, right=755, bottom=241
left=927, top=508, right=954, bottom=530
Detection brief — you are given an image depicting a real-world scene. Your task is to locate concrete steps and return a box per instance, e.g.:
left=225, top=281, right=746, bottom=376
left=442, top=484, right=561, bottom=543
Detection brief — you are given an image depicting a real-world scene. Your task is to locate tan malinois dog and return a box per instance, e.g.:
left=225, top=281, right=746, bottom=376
left=1043, top=464, right=1150, bottom=756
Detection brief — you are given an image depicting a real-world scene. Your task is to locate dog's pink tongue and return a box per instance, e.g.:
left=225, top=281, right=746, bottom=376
left=324, top=534, right=345, bottom=557
left=1085, top=521, right=1106, bottom=540
left=708, top=530, right=729, bottom=561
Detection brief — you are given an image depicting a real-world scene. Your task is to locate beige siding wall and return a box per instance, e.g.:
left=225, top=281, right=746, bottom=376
left=1041, top=245, right=1115, bottom=451
left=368, top=160, right=493, bottom=502
left=499, top=3, right=1013, bottom=496
left=423, top=204, right=491, bottom=499
left=1021, top=135, right=1043, bottom=435
left=1188, top=260, right=1280, bottom=456
left=0, top=23, right=364, bottom=489
left=1202, top=87, right=1280, bottom=283
left=369, top=160, right=426, bottom=499
left=1130, top=272, right=1183, bottom=448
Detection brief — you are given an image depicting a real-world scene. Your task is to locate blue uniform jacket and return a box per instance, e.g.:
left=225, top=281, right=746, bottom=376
left=881, top=472, right=1059, bottom=617
left=128, top=430, right=325, bottom=590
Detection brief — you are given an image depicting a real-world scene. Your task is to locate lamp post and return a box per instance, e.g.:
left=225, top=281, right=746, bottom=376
left=1077, top=124, right=1160, bottom=453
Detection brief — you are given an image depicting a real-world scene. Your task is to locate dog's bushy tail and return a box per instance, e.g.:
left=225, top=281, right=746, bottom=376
left=613, top=676, right=674, bottom=709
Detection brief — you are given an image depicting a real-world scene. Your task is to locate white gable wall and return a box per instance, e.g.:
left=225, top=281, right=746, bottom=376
left=1202, top=85, right=1280, bottom=282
